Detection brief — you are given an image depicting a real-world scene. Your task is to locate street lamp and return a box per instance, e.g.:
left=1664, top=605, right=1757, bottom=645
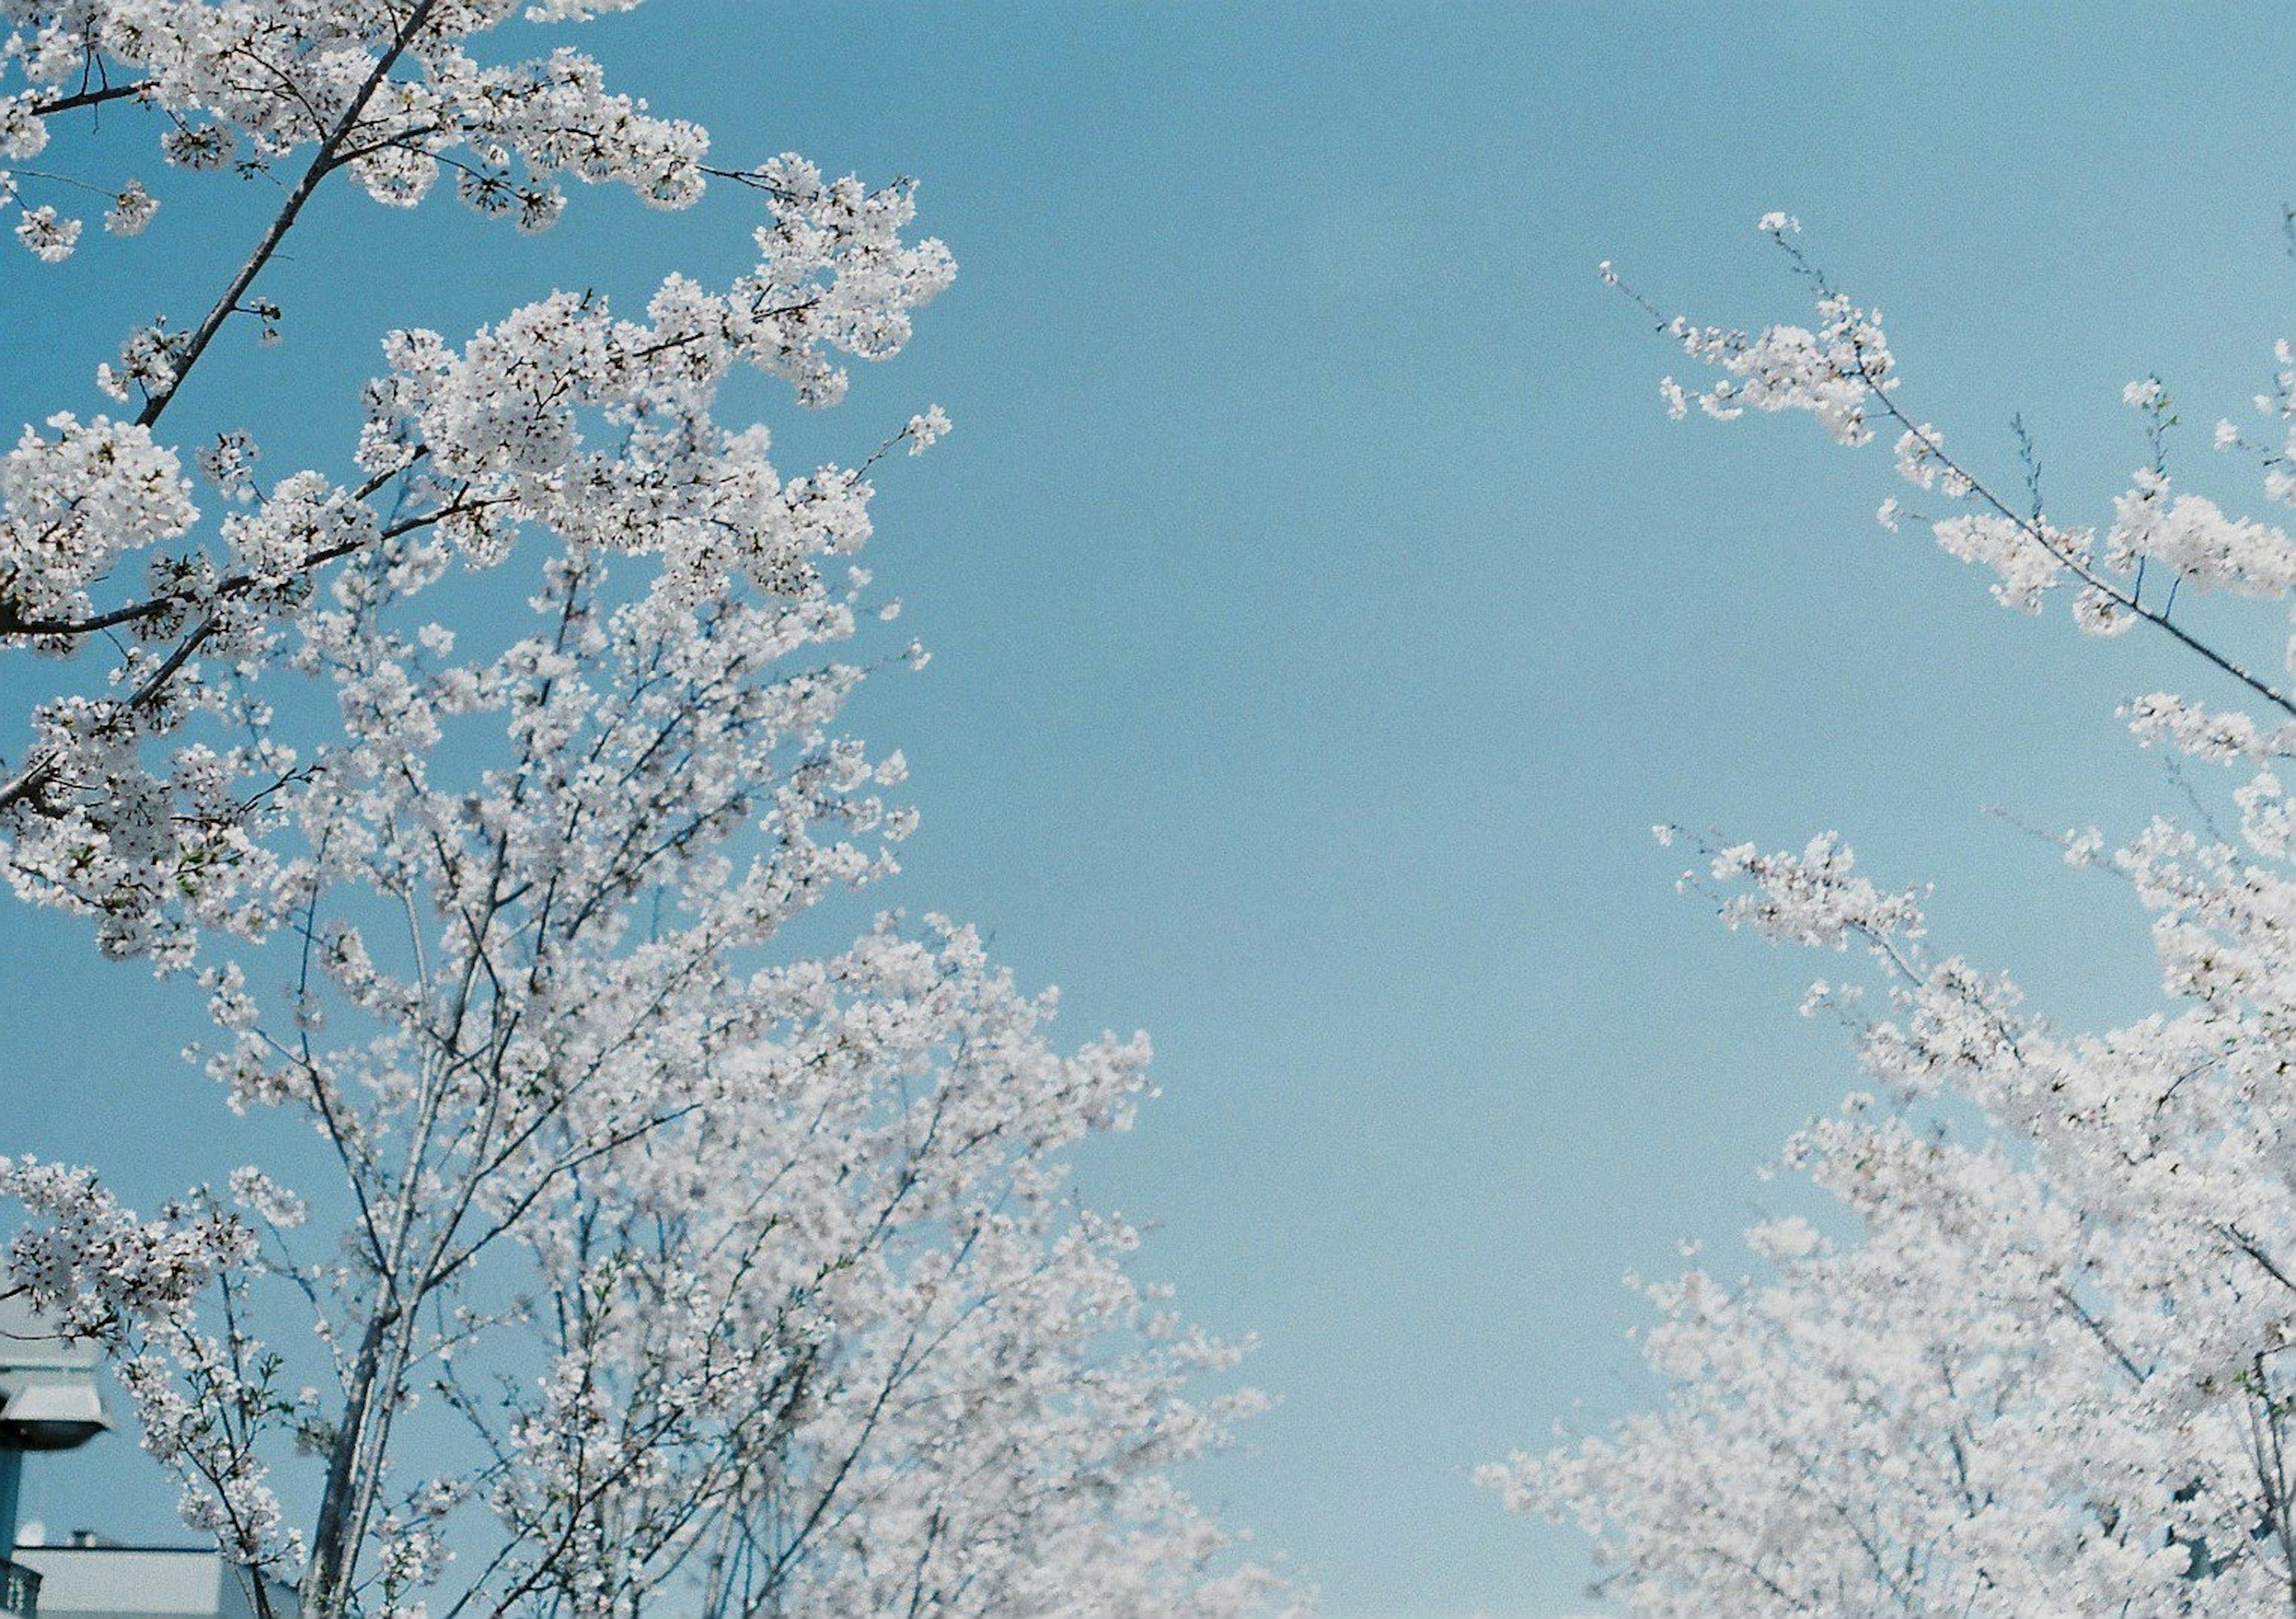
left=0, top=1291, right=110, bottom=1615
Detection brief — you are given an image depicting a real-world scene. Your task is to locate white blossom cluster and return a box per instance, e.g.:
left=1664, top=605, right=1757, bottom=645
left=1647, top=213, right=1892, bottom=451
left=1627, top=215, right=2296, bottom=702
left=0, top=6, right=951, bottom=963
left=1486, top=218, right=2296, bottom=1617
left=0, top=0, right=713, bottom=264
left=358, top=157, right=953, bottom=598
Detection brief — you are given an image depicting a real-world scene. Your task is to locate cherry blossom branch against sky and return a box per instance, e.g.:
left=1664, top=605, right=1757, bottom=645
left=6, top=4, right=2296, bottom=1617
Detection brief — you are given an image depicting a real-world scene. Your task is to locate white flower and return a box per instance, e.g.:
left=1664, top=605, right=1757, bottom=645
left=905, top=404, right=951, bottom=454
left=103, top=182, right=156, bottom=237
left=13, top=204, right=80, bottom=263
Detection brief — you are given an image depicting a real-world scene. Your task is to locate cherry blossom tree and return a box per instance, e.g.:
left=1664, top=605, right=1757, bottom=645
left=0, top=7, right=1288, bottom=1617
left=1487, top=218, right=2296, bottom=1616
left=0, top=0, right=955, bottom=964
left=7, top=552, right=1283, bottom=1618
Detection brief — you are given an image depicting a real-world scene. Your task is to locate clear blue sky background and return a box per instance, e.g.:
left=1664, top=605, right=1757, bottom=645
left=7, top=5, right=2296, bottom=1615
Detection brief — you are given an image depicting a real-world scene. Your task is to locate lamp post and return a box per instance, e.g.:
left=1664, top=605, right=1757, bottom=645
left=0, top=1293, right=110, bottom=1617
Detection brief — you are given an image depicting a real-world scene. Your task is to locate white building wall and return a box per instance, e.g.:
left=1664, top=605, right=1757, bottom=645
left=13, top=1547, right=293, bottom=1619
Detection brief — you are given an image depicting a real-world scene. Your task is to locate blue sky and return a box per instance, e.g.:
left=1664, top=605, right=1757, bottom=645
left=7, top=5, right=2296, bottom=1615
